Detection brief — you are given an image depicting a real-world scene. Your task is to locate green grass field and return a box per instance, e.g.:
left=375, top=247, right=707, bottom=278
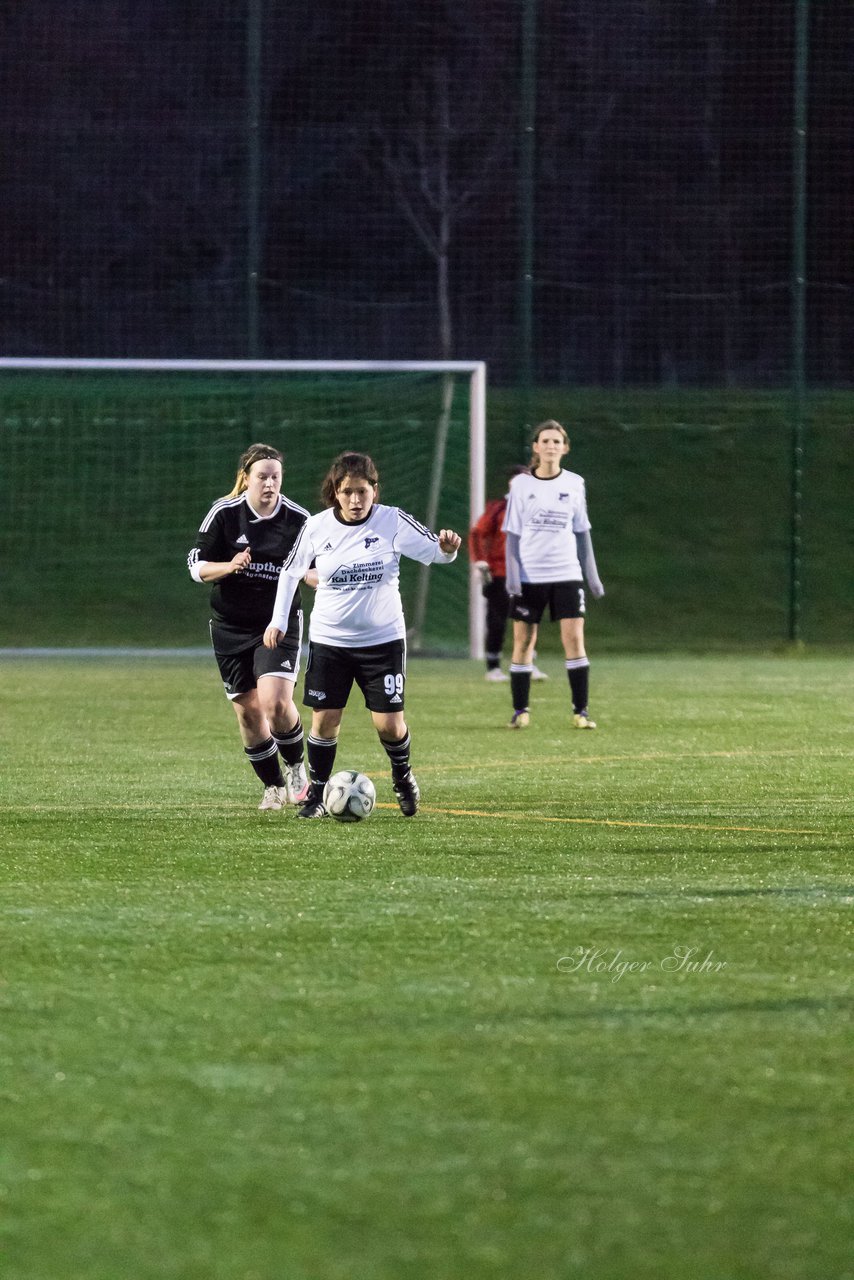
left=1, top=653, right=852, bottom=1280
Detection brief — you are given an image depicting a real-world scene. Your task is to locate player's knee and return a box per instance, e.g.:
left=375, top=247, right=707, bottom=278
left=374, top=713, right=406, bottom=741
left=234, top=705, right=266, bottom=740
left=262, top=689, right=297, bottom=725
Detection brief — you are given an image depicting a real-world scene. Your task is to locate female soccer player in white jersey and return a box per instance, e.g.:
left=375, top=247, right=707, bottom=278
left=187, top=443, right=312, bottom=811
left=503, top=420, right=605, bottom=730
left=263, top=451, right=461, bottom=818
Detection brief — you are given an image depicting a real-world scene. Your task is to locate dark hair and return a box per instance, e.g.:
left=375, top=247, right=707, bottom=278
left=507, top=463, right=530, bottom=483
left=320, top=451, right=379, bottom=509
left=228, top=443, right=283, bottom=497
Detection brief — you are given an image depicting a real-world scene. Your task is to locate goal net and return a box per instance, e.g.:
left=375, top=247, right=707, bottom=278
left=0, top=358, right=486, bottom=655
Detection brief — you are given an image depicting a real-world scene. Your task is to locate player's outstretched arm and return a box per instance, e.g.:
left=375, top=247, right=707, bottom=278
left=396, top=512, right=459, bottom=564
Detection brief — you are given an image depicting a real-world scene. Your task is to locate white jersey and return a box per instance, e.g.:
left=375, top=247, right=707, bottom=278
left=502, top=468, right=591, bottom=583
left=270, top=503, right=457, bottom=646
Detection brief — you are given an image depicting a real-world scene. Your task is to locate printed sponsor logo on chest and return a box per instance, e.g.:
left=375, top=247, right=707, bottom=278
left=329, top=558, right=385, bottom=588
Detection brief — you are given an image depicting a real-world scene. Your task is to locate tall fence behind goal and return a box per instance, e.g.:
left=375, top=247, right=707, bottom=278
left=1, top=4, right=851, bottom=650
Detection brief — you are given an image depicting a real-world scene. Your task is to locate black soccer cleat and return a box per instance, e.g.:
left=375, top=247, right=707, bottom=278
left=392, top=770, right=420, bottom=817
left=296, top=783, right=329, bottom=819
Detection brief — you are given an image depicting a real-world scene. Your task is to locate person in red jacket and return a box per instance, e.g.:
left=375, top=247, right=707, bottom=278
left=469, top=466, right=548, bottom=683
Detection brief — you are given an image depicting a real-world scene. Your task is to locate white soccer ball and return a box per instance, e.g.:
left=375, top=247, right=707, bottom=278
left=323, top=769, right=377, bottom=822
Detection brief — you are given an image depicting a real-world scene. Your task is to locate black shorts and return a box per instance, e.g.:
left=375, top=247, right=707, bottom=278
left=303, top=639, right=407, bottom=713
left=482, top=576, right=510, bottom=607
left=211, top=616, right=303, bottom=700
left=509, top=581, right=586, bottom=624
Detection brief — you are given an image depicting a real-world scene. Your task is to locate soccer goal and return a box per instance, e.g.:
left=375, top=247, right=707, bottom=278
left=0, top=357, right=486, bottom=656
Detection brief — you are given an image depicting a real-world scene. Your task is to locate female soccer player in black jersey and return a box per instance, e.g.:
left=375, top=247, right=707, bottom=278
left=187, top=443, right=312, bottom=810
left=263, top=451, right=461, bottom=818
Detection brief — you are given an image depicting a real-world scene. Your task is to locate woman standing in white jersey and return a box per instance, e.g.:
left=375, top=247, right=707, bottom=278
left=264, top=451, right=461, bottom=818
left=503, top=420, right=605, bottom=730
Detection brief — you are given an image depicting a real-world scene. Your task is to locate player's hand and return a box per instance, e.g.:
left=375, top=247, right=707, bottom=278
left=438, top=529, right=461, bottom=554
left=303, top=569, right=319, bottom=590
left=230, top=548, right=251, bottom=574
left=589, top=580, right=605, bottom=599
left=474, top=560, right=492, bottom=587
left=263, top=625, right=283, bottom=649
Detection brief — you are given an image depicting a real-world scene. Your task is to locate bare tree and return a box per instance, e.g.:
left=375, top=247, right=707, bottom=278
left=356, top=40, right=513, bottom=644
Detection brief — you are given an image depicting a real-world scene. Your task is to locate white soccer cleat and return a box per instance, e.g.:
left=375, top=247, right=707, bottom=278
left=573, top=712, right=597, bottom=730
left=531, top=665, right=549, bottom=682
left=284, top=761, right=309, bottom=804
left=484, top=667, right=509, bottom=682
left=258, top=785, right=286, bottom=810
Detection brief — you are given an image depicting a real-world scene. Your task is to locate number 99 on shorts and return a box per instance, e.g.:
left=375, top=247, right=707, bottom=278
left=302, top=639, right=407, bottom=712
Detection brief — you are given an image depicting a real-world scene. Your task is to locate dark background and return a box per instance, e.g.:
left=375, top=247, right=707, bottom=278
left=1, top=0, right=851, bottom=386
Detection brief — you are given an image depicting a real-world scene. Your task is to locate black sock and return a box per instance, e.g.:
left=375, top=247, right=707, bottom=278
left=273, top=720, right=305, bottom=767
left=566, top=658, right=590, bottom=714
left=244, top=735, right=284, bottom=787
left=485, top=652, right=501, bottom=671
left=307, top=734, right=337, bottom=789
left=380, top=729, right=412, bottom=782
left=509, top=665, right=532, bottom=713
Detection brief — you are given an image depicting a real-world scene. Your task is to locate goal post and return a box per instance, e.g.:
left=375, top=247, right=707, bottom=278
left=0, top=357, right=487, bottom=657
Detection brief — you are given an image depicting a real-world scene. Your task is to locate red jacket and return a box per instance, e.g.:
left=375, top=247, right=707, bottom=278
left=468, top=497, right=508, bottom=578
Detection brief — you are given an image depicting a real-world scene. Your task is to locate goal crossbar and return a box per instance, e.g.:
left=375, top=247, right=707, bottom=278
left=0, top=357, right=488, bottom=658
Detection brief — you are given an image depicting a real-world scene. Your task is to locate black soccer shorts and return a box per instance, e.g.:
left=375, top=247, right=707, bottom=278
left=302, top=639, right=407, bottom=712
left=213, top=629, right=303, bottom=700
left=508, top=580, right=586, bottom=624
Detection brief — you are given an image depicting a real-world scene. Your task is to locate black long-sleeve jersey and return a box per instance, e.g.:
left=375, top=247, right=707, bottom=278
left=187, top=492, right=309, bottom=653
